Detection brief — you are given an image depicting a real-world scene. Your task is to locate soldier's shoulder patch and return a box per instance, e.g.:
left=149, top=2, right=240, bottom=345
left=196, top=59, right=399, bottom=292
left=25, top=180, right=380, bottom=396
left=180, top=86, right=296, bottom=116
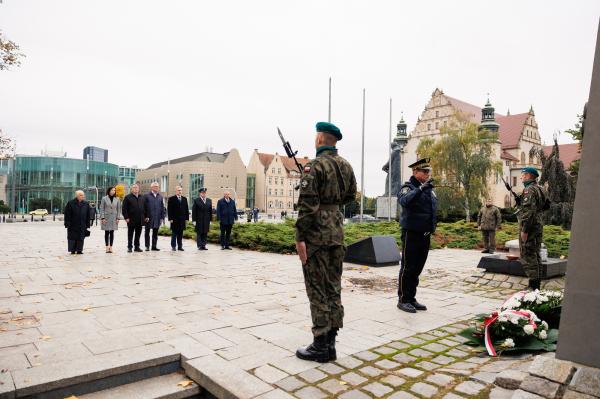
left=523, top=189, right=529, bottom=195
left=400, top=186, right=410, bottom=195
left=301, top=179, right=309, bottom=188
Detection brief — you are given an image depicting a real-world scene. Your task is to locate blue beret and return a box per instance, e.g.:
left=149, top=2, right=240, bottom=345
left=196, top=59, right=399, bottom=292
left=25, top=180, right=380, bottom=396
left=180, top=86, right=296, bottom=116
left=316, top=122, right=342, bottom=140
left=521, top=167, right=539, bottom=177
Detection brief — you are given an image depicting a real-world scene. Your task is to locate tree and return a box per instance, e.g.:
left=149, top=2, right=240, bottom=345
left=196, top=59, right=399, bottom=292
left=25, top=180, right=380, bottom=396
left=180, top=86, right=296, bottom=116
left=0, top=30, right=24, bottom=70
left=0, top=200, right=10, bottom=214
left=417, top=114, right=502, bottom=221
left=0, top=129, right=15, bottom=158
left=564, top=110, right=584, bottom=180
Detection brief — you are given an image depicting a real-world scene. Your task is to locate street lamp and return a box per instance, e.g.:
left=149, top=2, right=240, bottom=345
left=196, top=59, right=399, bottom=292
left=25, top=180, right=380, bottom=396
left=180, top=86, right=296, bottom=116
left=50, top=166, right=54, bottom=221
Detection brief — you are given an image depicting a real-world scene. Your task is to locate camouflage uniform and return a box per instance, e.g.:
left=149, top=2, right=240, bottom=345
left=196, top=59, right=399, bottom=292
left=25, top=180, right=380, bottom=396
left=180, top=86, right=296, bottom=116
left=295, top=147, right=357, bottom=337
left=518, top=181, right=547, bottom=280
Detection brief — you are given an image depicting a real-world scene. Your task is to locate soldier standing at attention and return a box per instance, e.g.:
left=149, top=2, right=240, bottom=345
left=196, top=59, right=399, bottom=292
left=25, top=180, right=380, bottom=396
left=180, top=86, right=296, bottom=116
left=518, top=167, right=548, bottom=290
left=397, top=158, right=437, bottom=314
left=295, top=122, right=357, bottom=363
left=477, top=199, right=502, bottom=254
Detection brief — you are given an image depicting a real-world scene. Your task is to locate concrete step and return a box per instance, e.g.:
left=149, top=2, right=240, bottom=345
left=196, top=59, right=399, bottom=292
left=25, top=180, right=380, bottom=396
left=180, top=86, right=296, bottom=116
left=78, top=371, right=201, bottom=399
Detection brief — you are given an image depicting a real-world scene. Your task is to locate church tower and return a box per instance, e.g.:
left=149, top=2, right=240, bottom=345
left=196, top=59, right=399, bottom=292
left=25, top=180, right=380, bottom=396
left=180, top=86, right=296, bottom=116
left=479, top=97, right=500, bottom=133
left=394, top=114, right=409, bottom=148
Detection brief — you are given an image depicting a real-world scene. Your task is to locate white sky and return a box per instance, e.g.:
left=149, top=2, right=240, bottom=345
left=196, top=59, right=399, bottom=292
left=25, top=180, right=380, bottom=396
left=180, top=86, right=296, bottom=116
left=1, top=0, right=598, bottom=196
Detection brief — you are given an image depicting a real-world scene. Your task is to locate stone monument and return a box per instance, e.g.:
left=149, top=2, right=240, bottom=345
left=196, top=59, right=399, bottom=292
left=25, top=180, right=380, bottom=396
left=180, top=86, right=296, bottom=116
left=556, top=21, right=600, bottom=368
left=377, top=116, right=408, bottom=219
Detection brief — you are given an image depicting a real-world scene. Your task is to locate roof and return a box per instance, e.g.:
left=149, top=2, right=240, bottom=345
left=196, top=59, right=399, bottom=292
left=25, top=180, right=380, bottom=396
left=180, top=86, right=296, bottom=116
left=256, top=152, right=275, bottom=172
left=445, top=95, right=530, bottom=149
left=501, top=151, right=519, bottom=161
left=542, top=143, right=581, bottom=169
left=148, top=152, right=229, bottom=169
left=281, top=156, right=310, bottom=174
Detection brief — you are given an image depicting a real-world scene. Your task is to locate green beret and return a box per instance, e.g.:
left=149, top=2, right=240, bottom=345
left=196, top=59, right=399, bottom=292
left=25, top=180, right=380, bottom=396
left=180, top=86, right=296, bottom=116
left=316, top=122, right=342, bottom=140
left=521, top=167, right=539, bottom=177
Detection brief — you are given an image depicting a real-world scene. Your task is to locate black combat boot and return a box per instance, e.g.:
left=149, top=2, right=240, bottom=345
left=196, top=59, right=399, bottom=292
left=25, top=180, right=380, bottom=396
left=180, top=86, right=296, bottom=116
left=327, top=328, right=338, bottom=361
left=296, top=335, right=330, bottom=363
left=528, top=278, right=541, bottom=290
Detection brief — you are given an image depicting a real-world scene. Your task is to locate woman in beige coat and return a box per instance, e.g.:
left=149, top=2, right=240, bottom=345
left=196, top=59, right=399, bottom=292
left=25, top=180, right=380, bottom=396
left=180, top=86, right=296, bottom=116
left=100, top=186, right=122, bottom=253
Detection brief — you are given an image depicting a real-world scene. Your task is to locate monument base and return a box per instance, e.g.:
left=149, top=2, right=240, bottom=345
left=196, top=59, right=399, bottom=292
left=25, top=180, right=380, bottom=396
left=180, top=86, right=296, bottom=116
left=477, top=254, right=567, bottom=279
left=376, top=196, right=398, bottom=219
left=344, top=236, right=401, bottom=267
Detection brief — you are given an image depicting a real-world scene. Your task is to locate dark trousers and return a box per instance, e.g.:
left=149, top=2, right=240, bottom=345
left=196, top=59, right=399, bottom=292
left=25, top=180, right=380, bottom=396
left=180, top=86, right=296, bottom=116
left=482, top=230, right=496, bottom=252
left=171, top=231, right=183, bottom=249
left=104, top=230, right=114, bottom=246
left=196, top=231, right=208, bottom=248
left=68, top=239, right=84, bottom=253
left=145, top=226, right=159, bottom=249
left=220, top=223, right=232, bottom=248
left=398, top=229, right=431, bottom=303
left=127, top=225, right=142, bottom=249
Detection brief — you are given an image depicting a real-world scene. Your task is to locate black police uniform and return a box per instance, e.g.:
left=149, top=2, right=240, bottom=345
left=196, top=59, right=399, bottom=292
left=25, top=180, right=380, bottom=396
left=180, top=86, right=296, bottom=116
left=397, top=175, right=437, bottom=311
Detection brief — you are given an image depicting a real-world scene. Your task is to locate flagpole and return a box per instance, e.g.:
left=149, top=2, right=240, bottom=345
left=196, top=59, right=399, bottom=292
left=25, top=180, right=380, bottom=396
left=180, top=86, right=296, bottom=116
left=360, top=89, right=365, bottom=223
left=388, top=98, right=392, bottom=222
left=328, top=77, right=332, bottom=123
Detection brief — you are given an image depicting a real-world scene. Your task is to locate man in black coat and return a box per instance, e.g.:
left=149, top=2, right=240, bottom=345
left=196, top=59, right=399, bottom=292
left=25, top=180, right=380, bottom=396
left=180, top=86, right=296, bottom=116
left=122, top=184, right=147, bottom=253
left=168, top=186, right=189, bottom=251
left=192, top=187, right=212, bottom=250
left=64, top=190, right=91, bottom=254
left=216, top=190, right=238, bottom=250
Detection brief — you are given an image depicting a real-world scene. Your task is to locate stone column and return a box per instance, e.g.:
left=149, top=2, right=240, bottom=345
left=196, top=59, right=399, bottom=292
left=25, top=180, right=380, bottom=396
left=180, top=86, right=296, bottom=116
left=556, top=21, right=600, bottom=368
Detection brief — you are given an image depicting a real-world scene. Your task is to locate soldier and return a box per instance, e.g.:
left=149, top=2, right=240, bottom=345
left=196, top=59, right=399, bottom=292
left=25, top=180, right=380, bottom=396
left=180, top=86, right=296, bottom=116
left=518, top=167, right=548, bottom=290
left=477, top=199, right=502, bottom=254
left=397, top=158, right=437, bottom=313
left=295, top=121, right=357, bottom=363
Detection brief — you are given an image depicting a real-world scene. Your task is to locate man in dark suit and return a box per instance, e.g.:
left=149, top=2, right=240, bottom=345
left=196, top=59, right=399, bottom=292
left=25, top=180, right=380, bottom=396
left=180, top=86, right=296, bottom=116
left=216, top=190, right=238, bottom=250
left=122, top=184, right=147, bottom=253
left=167, top=186, right=189, bottom=251
left=192, top=187, right=212, bottom=250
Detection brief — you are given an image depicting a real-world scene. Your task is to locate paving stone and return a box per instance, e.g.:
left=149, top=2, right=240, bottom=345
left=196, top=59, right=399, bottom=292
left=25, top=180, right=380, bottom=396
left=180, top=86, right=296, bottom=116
left=437, top=368, right=472, bottom=376
left=275, top=376, right=305, bottom=392
left=254, top=365, right=289, bottom=384
left=489, top=387, right=514, bottom=399
left=410, top=382, right=439, bottom=398
left=388, top=392, right=418, bottom=399
left=520, top=375, right=561, bottom=399
left=417, top=333, right=438, bottom=341
left=393, top=353, right=417, bottom=364
left=512, top=389, right=545, bottom=399
left=318, top=362, right=345, bottom=375
left=340, top=372, right=368, bottom=386
left=0, top=370, right=15, bottom=399
left=495, top=369, right=528, bottom=390
left=442, top=394, right=465, bottom=399
left=408, top=348, right=433, bottom=358
left=464, top=356, right=491, bottom=364
left=569, top=367, right=600, bottom=397
left=353, top=351, right=379, bottom=361
left=563, top=389, right=598, bottom=399
left=431, top=355, right=455, bottom=365
left=415, top=361, right=440, bottom=371
left=362, top=382, right=393, bottom=397
left=317, top=378, right=349, bottom=395
left=388, top=341, right=410, bottom=350
left=373, top=346, right=396, bottom=355
left=480, top=360, right=516, bottom=373
left=298, top=368, right=328, bottom=383
left=295, top=386, right=327, bottom=399
left=338, top=389, right=371, bottom=399
left=255, top=389, right=296, bottom=399
left=454, top=380, right=486, bottom=395
left=380, top=374, right=406, bottom=387
left=403, top=337, right=426, bottom=346
left=164, top=335, right=212, bottom=361
left=445, top=348, right=469, bottom=358
left=471, top=371, right=498, bottom=384
left=336, top=356, right=363, bottom=369
left=445, top=361, right=476, bottom=370
left=375, top=359, right=399, bottom=370
left=396, top=367, right=424, bottom=378
left=425, top=373, right=455, bottom=387
left=447, top=334, right=471, bottom=343
left=358, top=366, right=384, bottom=377
left=528, top=356, right=575, bottom=384
left=422, top=342, right=449, bottom=353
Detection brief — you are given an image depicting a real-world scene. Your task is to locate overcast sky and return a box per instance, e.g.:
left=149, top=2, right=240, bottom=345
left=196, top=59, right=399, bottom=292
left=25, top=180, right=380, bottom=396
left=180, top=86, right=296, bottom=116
left=1, top=1, right=598, bottom=196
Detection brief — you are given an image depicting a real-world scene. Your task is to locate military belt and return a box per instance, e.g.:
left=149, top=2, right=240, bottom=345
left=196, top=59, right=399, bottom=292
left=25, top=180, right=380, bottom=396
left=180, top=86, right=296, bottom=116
left=319, top=204, right=339, bottom=211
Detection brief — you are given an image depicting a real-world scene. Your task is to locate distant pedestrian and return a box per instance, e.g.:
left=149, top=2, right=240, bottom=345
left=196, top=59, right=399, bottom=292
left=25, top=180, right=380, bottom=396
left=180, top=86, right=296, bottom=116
left=100, top=186, right=121, bottom=253
left=144, top=182, right=165, bottom=251
left=64, top=190, right=91, bottom=254
left=122, top=184, right=146, bottom=253
left=89, top=202, right=97, bottom=225
left=216, top=190, right=237, bottom=250
left=477, top=199, right=502, bottom=254
left=167, top=186, right=189, bottom=251
left=253, top=207, right=259, bottom=222
left=192, top=188, right=212, bottom=250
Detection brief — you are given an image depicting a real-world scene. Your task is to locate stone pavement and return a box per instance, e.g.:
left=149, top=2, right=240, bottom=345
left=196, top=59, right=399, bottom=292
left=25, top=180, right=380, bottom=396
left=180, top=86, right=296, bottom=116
left=0, top=222, right=507, bottom=398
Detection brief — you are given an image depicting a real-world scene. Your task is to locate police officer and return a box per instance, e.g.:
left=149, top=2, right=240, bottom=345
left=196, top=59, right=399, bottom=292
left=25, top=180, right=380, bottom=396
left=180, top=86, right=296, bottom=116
left=518, top=167, right=548, bottom=290
left=397, top=158, right=437, bottom=313
left=295, top=122, right=357, bottom=363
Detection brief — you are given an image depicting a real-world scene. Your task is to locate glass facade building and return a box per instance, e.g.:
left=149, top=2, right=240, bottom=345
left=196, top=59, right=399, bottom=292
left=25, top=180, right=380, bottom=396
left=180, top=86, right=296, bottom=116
left=246, top=174, right=256, bottom=209
left=5, top=155, right=119, bottom=213
left=118, top=166, right=141, bottom=187
left=83, top=146, right=108, bottom=162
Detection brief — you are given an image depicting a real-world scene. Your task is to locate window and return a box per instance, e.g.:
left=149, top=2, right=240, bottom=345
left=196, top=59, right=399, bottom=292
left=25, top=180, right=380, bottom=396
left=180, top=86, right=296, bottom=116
left=268, top=201, right=273, bottom=208
left=268, top=177, right=272, bottom=184
left=189, top=174, right=204, bottom=203
left=289, top=190, right=292, bottom=196
left=529, top=154, right=534, bottom=165
left=427, top=123, right=431, bottom=130
left=506, top=160, right=510, bottom=166
left=435, top=111, right=439, bottom=118
left=435, top=122, right=439, bottom=129
left=521, top=152, right=526, bottom=165
left=278, top=168, right=281, bottom=174
left=513, top=177, right=517, bottom=187
left=272, top=168, right=275, bottom=173
left=268, top=189, right=272, bottom=195
left=443, top=120, right=447, bottom=127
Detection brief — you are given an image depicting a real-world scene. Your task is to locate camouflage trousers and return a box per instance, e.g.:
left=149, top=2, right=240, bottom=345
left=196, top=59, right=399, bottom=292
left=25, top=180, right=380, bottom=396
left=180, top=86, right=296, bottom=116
left=302, top=245, right=345, bottom=337
left=519, top=225, right=543, bottom=280
left=481, top=230, right=496, bottom=252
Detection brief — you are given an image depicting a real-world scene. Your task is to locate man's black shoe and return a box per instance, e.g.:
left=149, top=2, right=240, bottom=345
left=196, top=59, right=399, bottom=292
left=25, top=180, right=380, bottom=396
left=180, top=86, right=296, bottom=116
left=134, top=248, right=143, bottom=252
left=145, top=247, right=150, bottom=251
left=151, top=247, right=160, bottom=251
left=411, top=301, right=427, bottom=311
left=296, top=335, right=330, bottom=363
left=76, top=251, right=83, bottom=254
left=178, top=248, right=184, bottom=251
left=225, top=246, right=232, bottom=250
left=221, top=247, right=225, bottom=250
left=327, top=328, right=338, bottom=361
left=71, top=251, right=76, bottom=255
left=172, top=247, right=176, bottom=251
left=481, top=249, right=489, bottom=253
left=202, top=247, right=208, bottom=250
left=127, top=248, right=132, bottom=253
left=528, top=278, right=541, bottom=290
left=397, top=302, right=417, bottom=313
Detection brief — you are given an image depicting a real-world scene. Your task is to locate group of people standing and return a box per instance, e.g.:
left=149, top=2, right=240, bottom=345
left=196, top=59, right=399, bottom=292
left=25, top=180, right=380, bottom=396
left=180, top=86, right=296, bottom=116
left=64, top=183, right=239, bottom=254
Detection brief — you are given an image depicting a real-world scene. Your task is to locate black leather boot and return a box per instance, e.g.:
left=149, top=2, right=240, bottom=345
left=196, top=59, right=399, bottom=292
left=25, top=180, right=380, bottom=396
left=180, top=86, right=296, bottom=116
left=528, top=278, right=541, bottom=290
left=296, top=334, right=330, bottom=363
left=327, top=329, right=338, bottom=361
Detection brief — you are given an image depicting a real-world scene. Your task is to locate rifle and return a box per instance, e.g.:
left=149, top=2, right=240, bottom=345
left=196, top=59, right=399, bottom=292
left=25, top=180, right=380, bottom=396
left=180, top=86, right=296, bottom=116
left=501, top=176, right=521, bottom=206
left=277, top=127, right=303, bottom=174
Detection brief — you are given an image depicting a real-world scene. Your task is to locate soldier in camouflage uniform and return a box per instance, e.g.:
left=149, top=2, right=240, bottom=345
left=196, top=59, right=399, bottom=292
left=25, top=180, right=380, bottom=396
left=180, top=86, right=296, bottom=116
left=518, top=167, right=548, bottom=290
left=295, top=121, right=357, bottom=363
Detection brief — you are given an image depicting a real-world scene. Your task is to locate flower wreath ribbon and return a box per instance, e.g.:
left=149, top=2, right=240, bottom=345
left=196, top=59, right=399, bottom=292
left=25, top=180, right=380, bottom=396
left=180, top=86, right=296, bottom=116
left=483, top=310, right=538, bottom=356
